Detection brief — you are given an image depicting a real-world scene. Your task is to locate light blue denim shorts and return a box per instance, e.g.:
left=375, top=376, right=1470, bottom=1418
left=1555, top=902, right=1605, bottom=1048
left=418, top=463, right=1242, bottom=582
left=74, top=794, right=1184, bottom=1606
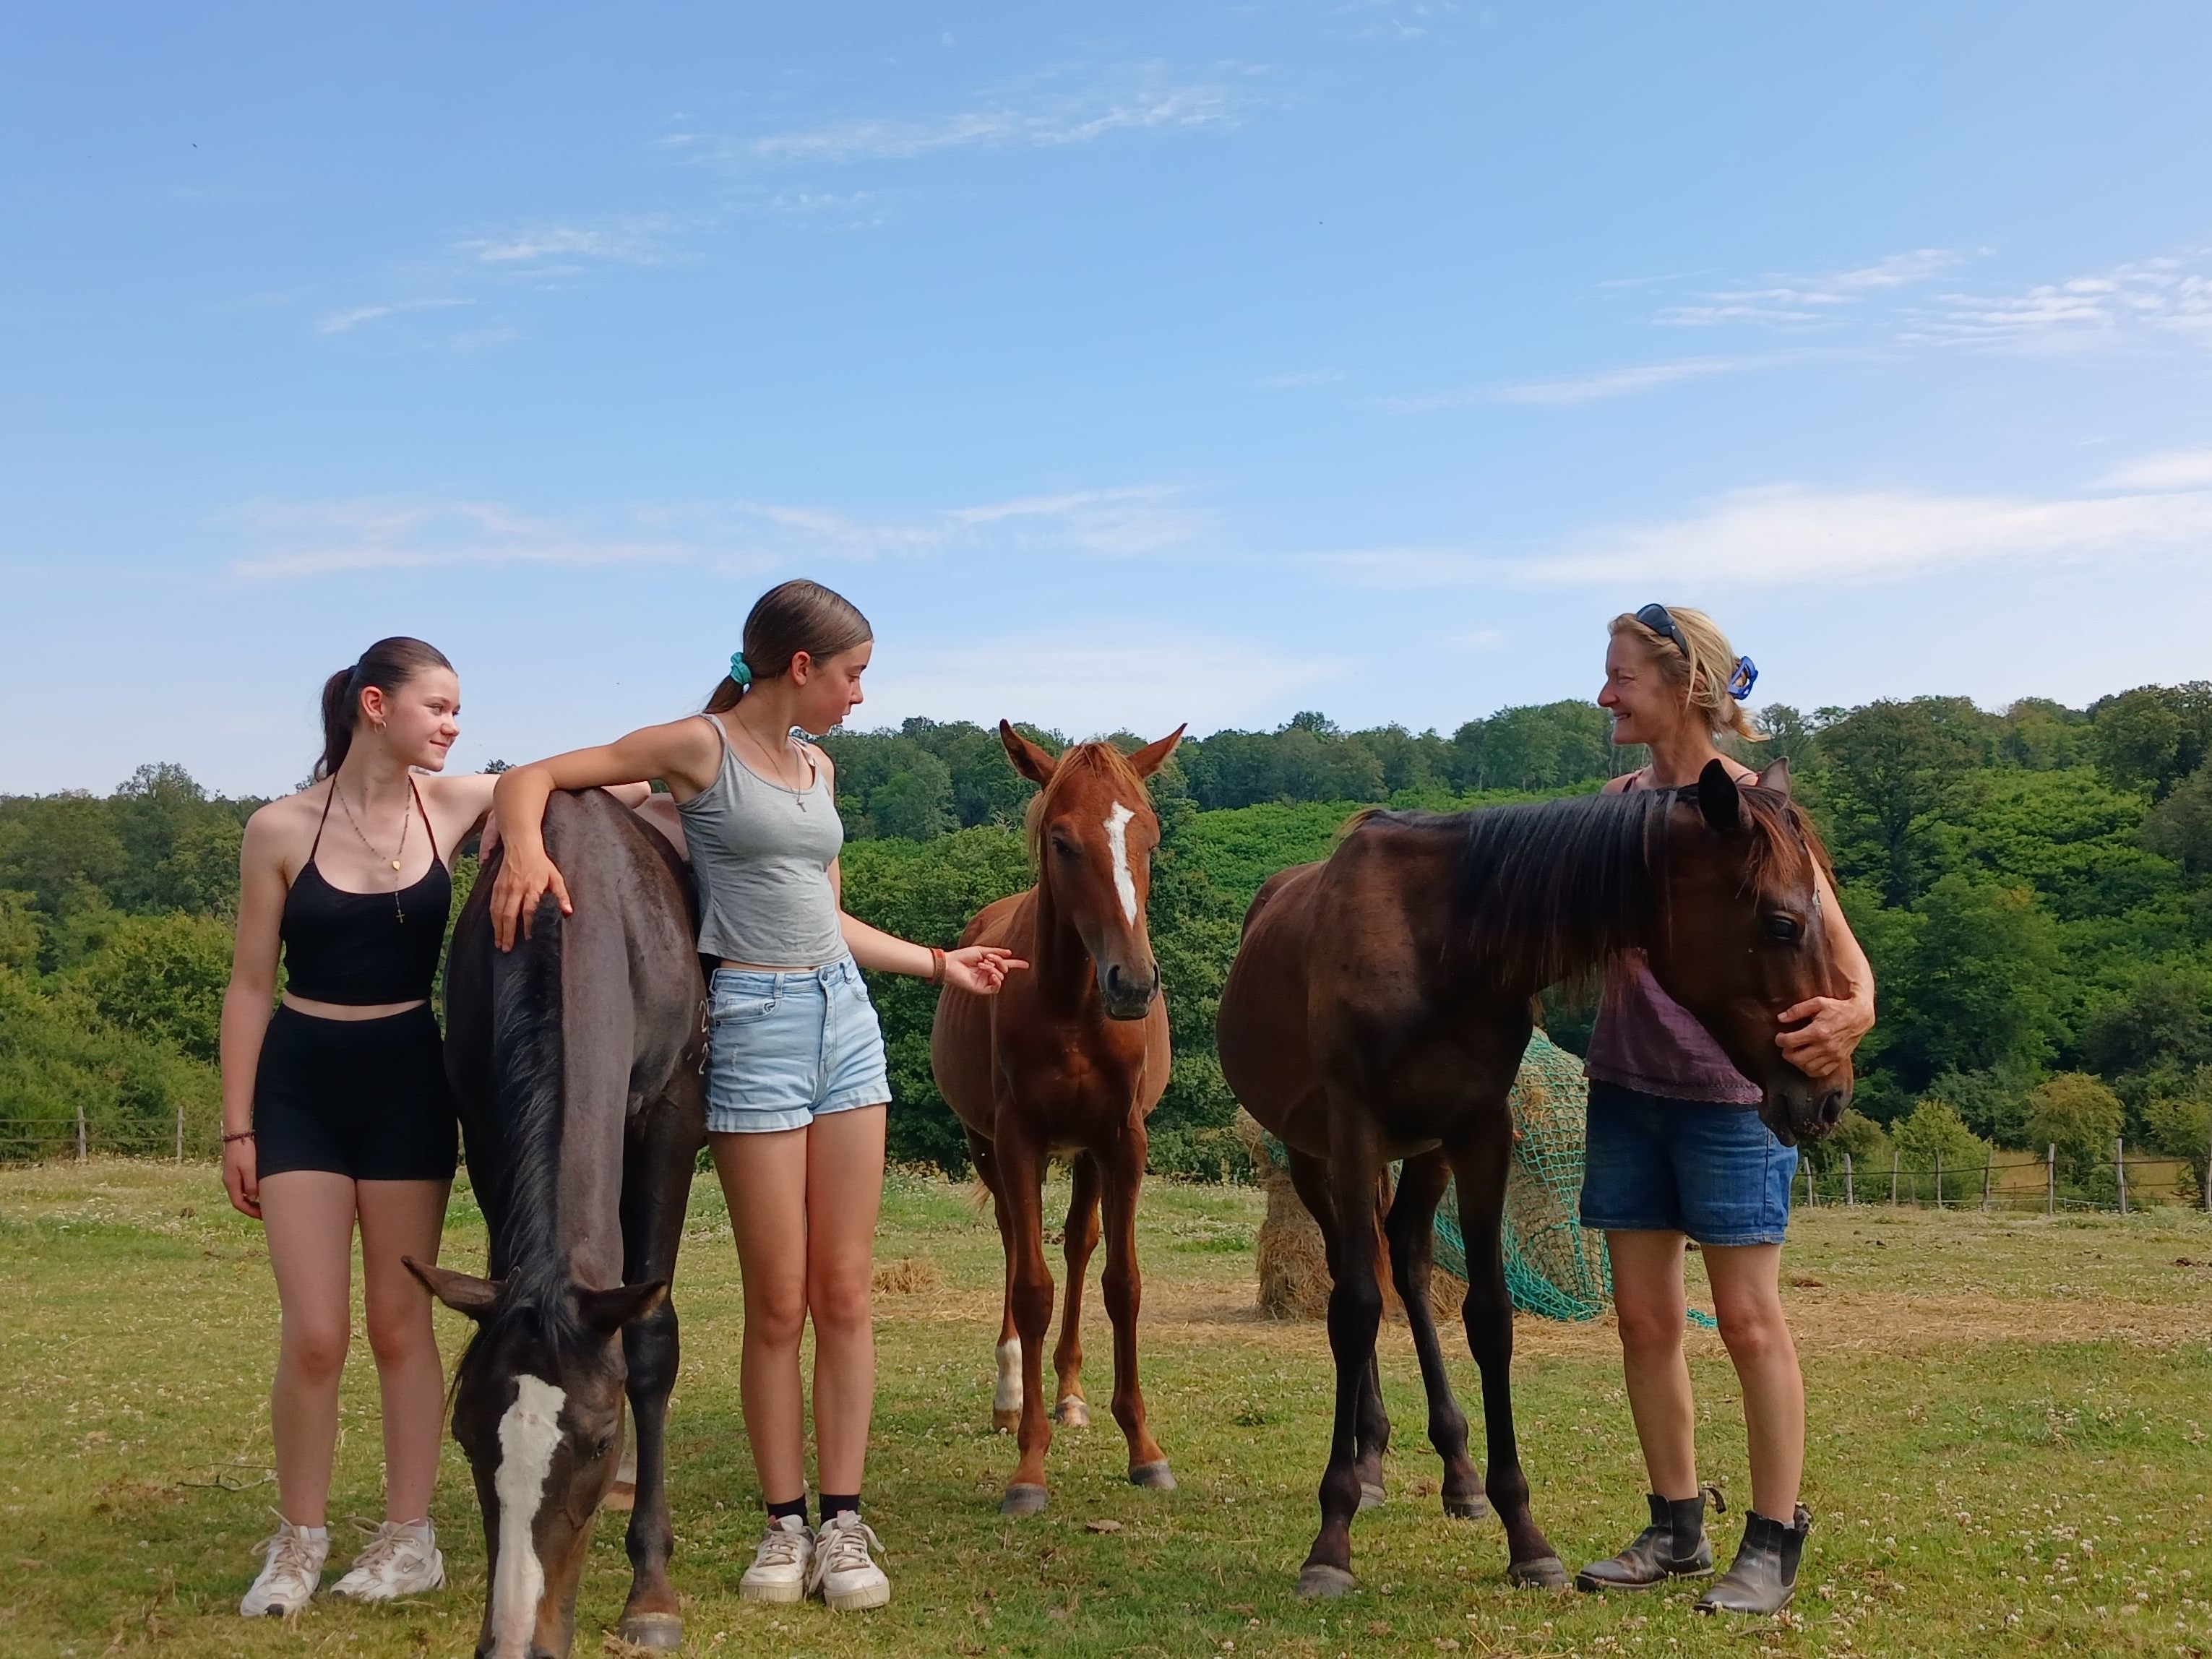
left=1579, top=1080, right=1798, bottom=1247
left=705, top=960, right=890, bottom=1135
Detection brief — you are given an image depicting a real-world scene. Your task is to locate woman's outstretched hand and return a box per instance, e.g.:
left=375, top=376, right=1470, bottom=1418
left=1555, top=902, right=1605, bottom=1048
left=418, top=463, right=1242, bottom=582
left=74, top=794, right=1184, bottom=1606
left=943, top=945, right=1026, bottom=996
left=489, top=844, right=574, bottom=952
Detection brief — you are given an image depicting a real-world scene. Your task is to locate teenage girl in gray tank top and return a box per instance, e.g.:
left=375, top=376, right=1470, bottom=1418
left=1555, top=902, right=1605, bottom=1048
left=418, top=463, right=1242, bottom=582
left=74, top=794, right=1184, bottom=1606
left=490, top=580, right=1025, bottom=1612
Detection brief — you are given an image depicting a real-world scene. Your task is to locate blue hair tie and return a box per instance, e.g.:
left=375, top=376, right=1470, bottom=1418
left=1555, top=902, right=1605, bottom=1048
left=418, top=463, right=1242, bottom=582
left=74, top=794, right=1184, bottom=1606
left=728, top=652, right=752, bottom=689
left=1727, top=656, right=1758, bottom=700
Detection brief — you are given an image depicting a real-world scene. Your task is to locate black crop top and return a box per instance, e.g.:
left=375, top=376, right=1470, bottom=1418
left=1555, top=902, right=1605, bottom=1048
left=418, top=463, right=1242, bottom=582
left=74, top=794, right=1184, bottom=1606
left=280, top=778, right=452, bottom=1005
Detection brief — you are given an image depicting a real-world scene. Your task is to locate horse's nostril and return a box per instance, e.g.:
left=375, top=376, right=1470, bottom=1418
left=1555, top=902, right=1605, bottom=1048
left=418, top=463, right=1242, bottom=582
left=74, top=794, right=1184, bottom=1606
left=1819, top=1090, right=1845, bottom=1125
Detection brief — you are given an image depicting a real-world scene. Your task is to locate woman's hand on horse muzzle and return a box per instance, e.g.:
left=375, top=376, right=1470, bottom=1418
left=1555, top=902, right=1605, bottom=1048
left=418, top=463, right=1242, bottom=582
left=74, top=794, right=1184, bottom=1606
left=1775, top=990, right=1873, bottom=1079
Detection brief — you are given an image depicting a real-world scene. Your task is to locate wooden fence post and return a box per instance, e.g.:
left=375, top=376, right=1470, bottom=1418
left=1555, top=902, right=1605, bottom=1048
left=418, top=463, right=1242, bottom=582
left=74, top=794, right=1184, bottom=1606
left=1935, top=1150, right=1943, bottom=1210
left=2115, top=1136, right=2128, bottom=1217
left=2205, top=1121, right=2211, bottom=1214
left=76, top=1099, right=87, bottom=1164
left=1844, top=1151, right=1854, bottom=1207
left=2047, top=1144, right=2056, bottom=1215
left=1890, top=1150, right=1899, bottom=1207
left=1981, top=1149, right=1992, bottom=1212
left=175, top=1102, right=184, bottom=1165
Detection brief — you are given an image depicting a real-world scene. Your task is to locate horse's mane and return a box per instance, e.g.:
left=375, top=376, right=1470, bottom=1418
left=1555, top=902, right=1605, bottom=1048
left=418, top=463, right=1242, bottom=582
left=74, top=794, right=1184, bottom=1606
left=1023, top=741, right=1149, bottom=866
left=1378, top=780, right=1827, bottom=989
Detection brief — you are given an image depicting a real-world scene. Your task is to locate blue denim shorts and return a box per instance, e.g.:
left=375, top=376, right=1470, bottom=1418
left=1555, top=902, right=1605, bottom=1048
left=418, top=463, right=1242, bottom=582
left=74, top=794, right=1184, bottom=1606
left=705, top=960, right=890, bottom=1136
left=1578, top=1080, right=1798, bottom=1246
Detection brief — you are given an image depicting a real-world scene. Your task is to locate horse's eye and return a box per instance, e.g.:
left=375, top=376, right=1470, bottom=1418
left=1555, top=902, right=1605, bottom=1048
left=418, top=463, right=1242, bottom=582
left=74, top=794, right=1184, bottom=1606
left=1765, top=914, right=1802, bottom=943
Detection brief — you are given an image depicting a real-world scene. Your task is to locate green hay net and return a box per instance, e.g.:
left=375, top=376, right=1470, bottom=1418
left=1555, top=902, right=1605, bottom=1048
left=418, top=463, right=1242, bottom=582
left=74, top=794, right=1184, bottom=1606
left=1432, top=1031, right=1613, bottom=1322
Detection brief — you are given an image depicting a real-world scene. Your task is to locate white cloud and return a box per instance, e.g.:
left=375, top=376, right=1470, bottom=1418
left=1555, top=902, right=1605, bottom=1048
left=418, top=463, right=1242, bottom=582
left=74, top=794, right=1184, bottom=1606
left=687, top=63, right=1261, bottom=167
left=861, top=629, right=1328, bottom=739
left=231, top=484, right=1205, bottom=578
left=1385, top=352, right=1804, bottom=412
left=2101, top=447, right=2212, bottom=490
left=1911, top=249, right=2212, bottom=351
left=453, top=217, right=682, bottom=267
left=316, top=298, right=470, bottom=335
left=1309, top=455, right=2212, bottom=590
left=1656, top=249, right=1961, bottom=328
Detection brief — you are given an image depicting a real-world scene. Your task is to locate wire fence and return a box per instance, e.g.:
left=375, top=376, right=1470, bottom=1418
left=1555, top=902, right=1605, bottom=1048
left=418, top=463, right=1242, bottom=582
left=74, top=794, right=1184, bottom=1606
left=0, top=1106, right=223, bottom=1165
left=1799, top=1141, right=2211, bottom=1215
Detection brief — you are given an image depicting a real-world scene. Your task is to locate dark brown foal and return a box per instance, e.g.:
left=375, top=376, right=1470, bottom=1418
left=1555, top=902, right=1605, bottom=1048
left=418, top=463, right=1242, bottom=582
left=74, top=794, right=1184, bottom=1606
left=931, top=721, right=1185, bottom=1515
left=1217, top=760, right=1851, bottom=1597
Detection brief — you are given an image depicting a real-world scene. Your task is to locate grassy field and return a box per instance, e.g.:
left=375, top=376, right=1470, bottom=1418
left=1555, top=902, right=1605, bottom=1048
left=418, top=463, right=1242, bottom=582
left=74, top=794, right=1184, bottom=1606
left=2, top=1160, right=2209, bottom=1658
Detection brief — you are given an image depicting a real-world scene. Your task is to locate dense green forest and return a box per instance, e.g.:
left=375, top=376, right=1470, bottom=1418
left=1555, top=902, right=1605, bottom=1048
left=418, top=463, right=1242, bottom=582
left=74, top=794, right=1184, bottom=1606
left=5, top=689, right=2211, bottom=1196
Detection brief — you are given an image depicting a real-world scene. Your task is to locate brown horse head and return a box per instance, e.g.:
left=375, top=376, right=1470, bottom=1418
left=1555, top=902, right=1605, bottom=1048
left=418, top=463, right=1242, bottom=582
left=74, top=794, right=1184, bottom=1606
left=1643, top=757, right=1851, bottom=1145
left=1001, top=720, right=1184, bottom=1020
left=405, top=1260, right=666, bottom=1659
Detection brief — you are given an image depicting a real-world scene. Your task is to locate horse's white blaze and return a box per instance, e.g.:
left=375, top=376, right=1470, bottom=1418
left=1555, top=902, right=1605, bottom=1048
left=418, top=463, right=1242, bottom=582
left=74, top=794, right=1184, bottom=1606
left=1103, top=803, right=1138, bottom=925
left=994, top=1338, right=1022, bottom=1413
left=490, top=1374, right=567, bottom=1658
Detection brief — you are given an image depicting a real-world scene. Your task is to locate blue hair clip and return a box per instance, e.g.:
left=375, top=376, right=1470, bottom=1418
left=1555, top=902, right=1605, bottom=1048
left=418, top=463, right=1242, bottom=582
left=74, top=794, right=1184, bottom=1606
left=1728, top=656, right=1758, bottom=700
left=728, top=652, right=752, bottom=688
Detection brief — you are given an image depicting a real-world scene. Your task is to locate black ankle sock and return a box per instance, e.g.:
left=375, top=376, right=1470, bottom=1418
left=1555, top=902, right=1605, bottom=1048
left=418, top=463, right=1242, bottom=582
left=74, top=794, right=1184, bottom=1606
left=819, top=1493, right=861, bottom=1522
left=767, top=1495, right=809, bottom=1525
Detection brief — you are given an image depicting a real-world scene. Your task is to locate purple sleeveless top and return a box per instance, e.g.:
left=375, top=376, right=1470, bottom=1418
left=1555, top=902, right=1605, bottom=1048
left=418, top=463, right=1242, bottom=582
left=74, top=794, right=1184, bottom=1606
left=1582, top=771, right=1762, bottom=1106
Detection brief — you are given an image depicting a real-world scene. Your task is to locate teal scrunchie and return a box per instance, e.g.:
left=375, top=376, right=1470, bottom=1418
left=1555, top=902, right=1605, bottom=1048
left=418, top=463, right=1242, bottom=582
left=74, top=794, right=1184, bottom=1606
left=728, top=652, right=752, bottom=689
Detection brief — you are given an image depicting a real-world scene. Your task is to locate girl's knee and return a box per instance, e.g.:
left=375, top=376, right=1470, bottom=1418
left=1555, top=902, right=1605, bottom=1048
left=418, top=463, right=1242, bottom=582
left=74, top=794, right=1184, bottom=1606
left=1713, top=1298, right=1789, bottom=1362
left=746, top=1283, right=810, bottom=1350
left=808, top=1270, right=873, bottom=1336
left=363, top=1302, right=435, bottom=1369
left=283, top=1321, right=352, bottom=1385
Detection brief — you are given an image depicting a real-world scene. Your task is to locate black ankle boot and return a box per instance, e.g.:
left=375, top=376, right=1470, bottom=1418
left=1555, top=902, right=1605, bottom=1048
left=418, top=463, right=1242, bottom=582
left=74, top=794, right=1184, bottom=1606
left=1574, top=1489, right=1716, bottom=1592
left=1695, top=1505, right=1810, bottom=1614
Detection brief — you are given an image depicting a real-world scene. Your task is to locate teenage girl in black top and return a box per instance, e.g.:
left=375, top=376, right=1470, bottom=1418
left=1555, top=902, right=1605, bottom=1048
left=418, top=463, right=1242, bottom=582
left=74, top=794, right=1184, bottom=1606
left=218, top=639, right=647, bottom=1616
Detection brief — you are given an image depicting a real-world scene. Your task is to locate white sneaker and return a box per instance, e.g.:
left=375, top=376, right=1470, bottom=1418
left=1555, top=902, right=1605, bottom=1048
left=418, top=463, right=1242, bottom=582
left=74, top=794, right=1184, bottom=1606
left=807, top=1511, right=890, bottom=1611
left=739, top=1513, right=815, bottom=1603
left=329, top=1519, right=446, bottom=1602
left=241, top=1516, right=329, bottom=1618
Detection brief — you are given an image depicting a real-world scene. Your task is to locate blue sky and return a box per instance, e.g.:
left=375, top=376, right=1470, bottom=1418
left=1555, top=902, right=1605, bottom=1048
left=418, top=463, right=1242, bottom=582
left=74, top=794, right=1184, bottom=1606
left=5, top=1, right=2211, bottom=796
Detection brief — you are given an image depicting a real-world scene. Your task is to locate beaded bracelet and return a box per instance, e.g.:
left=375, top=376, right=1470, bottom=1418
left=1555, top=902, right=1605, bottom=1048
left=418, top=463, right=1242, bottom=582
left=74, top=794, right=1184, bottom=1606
left=928, top=947, right=946, bottom=985
left=222, top=1130, right=256, bottom=1144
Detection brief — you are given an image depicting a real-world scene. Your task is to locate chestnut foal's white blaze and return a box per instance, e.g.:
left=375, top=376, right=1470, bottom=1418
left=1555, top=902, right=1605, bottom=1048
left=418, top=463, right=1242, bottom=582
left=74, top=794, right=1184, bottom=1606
left=490, top=1374, right=567, bottom=1657
left=1103, top=803, right=1139, bottom=925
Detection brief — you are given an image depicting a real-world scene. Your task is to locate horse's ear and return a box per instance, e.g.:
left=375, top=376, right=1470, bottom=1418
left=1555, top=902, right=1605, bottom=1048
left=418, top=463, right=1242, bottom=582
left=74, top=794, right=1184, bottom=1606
left=574, top=1280, right=668, bottom=1335
left=999, top=720, right=1059, bottom=787
left=1695, top=758, right=1742, bottom=833
left=1756, top=754, right=1793, bottom=797
left=1127, top=724, right=1187, bottom=780
left=406, top=1257, right=501, bottom=1320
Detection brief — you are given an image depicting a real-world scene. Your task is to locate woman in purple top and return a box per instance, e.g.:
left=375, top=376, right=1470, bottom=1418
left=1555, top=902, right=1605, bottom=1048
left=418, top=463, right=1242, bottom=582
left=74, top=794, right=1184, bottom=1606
left=1572, top=605, right=1875, bottom=1615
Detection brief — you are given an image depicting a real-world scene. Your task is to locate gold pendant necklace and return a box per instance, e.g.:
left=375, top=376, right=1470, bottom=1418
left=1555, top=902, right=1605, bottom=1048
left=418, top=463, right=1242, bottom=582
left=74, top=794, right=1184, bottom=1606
left=336, top=782, right=412, bottom=923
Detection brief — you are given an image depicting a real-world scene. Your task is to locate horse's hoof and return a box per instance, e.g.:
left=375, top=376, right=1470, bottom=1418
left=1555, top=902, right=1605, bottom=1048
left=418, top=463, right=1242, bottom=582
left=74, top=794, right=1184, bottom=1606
left=1000, top=1483, right=1050, bottom=1517
left=1357, top=1481, right=1386, bottom=1512
left=991, top=1409, right=1022, bottom=1434
left=1054, top=1397, right=1090, bottom=1428
left=621, top=1611, right=684, bottom=1650
left=1129, top=1460, right=1176, bottom=1491
left=601, top=1479, right=637, bottom=1514
left=1444, top=1493, right=1491, bottom=1522
left=1296, top=1564, right=1357, bottom=1599
left=1510, top=1555, right=1570, bottom=1590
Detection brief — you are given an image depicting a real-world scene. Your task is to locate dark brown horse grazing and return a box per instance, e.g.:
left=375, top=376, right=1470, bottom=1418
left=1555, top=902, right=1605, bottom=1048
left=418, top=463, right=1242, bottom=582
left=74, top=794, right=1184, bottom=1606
left=1216, top=759, right=1849, bottom=1598
left=406, top=789, right=707, bottom=1658
left=932, top=722, right=1185, bottom=1516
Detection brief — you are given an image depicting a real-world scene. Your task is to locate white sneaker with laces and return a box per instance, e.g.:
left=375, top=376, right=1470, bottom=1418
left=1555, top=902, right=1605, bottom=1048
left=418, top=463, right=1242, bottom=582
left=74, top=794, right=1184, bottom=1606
left=241, top=1516, right=330, bottom=1618
left=329, top=1518, right=446, bottom=1601
left=808, top=1510, right=890, bottom=1611
left=739, top=1513, right=815, bottom=1603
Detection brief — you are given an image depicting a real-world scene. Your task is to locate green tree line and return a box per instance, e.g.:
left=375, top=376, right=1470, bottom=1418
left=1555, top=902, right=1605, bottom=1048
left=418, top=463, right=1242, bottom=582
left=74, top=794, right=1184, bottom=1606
left=8, top=687, right=2212, bottom=1193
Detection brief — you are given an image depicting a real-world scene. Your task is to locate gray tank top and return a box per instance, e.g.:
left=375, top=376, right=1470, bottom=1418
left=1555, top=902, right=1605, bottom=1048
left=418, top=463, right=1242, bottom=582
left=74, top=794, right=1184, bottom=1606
left=676, top=714, right=848, bottom=967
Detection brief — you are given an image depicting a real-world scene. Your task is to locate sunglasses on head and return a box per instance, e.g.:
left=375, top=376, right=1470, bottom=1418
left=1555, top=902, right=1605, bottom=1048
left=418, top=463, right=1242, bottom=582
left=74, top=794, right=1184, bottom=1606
left=1633, top=603, right=1758, bottom=701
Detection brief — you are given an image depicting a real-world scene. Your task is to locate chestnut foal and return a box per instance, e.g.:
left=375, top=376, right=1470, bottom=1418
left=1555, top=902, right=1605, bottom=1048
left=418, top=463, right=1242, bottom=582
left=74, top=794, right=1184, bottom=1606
left=931, top=722, right=1185, bottom=1515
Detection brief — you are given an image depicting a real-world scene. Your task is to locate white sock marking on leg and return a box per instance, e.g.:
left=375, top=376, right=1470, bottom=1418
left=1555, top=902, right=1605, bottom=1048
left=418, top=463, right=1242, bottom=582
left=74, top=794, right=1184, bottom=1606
left=994, top=1339, right=1022, bottom=1413
left=490, top=1374, right=567, bottom=1658
left=1103, top=803, right=1138, bottom=924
